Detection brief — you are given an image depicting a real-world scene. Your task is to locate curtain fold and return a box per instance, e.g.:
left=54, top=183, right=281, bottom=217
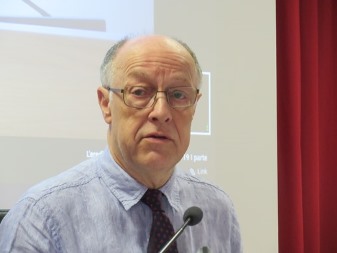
left=276, top=0, right=337, bottom=253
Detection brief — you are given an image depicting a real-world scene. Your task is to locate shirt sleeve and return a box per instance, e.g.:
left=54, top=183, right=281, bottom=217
left=0, top=198, right=60, bottom=253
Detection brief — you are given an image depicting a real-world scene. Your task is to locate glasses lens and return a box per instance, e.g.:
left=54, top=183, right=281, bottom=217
left=167, top=87, right=197, bottom=108
left=124, top=86, right=155, bottom=108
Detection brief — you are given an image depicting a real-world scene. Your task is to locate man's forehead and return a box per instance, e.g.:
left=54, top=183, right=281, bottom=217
left=126, top=68, right=193, bottom=82
left=112, top=35, right=200, bottom=85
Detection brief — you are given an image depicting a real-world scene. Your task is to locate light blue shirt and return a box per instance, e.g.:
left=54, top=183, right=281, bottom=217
left=0, top=148, right=242, bottom=253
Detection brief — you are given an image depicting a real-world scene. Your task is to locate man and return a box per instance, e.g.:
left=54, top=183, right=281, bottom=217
left=0, top=35, right=242, bottom=252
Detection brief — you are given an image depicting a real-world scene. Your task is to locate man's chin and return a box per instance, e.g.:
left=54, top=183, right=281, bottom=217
left=140, top=153, right=176, bottom=170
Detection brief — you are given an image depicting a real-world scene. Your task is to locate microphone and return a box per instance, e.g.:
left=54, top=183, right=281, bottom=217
left=158, top=206, right=203, bottom=253
left=197, top=246, right=212, bottom=253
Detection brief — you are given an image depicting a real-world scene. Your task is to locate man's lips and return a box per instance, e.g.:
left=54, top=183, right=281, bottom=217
left=144, top=132, right=172, bottom=141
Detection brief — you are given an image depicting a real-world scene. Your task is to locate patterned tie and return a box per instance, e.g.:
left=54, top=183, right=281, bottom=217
left=141, top=189, right=178, bottom=253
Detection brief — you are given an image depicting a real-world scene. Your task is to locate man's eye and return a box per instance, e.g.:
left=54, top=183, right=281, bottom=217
left=171, top=90, right=187, bottom=100
left=129, top=87, right=150, bottom=97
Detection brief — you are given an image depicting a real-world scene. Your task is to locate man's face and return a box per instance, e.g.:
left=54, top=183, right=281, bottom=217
left=98, top=36, right=201, bottom=186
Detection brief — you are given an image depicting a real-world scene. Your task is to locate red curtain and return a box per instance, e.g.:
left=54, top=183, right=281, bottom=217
left=277, top=0, right=337, bottom=253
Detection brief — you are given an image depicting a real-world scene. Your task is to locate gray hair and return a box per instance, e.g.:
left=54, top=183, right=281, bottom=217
left=100, top=37, right=129, bottom=87
left=100, top=36, right=202, bottom=88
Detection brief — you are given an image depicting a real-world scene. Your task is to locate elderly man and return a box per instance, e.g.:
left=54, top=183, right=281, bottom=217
left=0, top=35, right=242, bottom=253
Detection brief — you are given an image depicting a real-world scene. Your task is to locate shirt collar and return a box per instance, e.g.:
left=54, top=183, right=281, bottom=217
left=97, top=147, right=181, bottom=211
left=159, top=170, right=181, bottom=211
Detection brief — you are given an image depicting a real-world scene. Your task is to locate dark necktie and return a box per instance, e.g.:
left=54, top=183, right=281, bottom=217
left=141, top=189, right=179, bottom=253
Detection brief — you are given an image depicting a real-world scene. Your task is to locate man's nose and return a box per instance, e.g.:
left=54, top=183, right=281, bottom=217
left=148, top=92, right=172, bottom=123
left=154, top=91, right=168, bottom=103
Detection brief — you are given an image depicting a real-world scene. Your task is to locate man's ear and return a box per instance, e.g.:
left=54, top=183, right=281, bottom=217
left=97, top=86, right=112, bottom=124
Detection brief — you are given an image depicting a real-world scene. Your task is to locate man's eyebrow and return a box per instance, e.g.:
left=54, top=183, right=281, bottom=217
left=127, top=70, right=191, bottom=84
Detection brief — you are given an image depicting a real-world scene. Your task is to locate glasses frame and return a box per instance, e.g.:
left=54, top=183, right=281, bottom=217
left=105, top=86, right=199, bottom=109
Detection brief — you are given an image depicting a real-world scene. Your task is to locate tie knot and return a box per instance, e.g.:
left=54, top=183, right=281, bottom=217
left=141, top=189, right=163, bottom=212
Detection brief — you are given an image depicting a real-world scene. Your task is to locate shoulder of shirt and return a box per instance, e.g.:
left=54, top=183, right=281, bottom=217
left=18, top=156, right=99, bottom=206
left=174, top=171, right=231, bottom=199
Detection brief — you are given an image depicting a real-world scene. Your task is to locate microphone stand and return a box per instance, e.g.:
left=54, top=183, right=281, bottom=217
left=158, top=216, right=191, bottom=253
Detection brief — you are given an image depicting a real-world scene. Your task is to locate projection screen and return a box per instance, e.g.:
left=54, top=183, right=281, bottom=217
left=0, top=1, right=277, bottom=252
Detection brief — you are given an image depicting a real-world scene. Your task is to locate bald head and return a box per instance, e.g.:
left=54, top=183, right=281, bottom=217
left=100, top=35, right=202, bottom=89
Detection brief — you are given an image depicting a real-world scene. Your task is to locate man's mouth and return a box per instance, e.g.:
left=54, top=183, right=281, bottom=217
left=148, top=135, right=168, bottom=139
left=145, top=133, right=170, bottom=140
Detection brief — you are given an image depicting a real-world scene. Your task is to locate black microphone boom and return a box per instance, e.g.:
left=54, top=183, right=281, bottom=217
left=158, top=206, right=203, bottom=253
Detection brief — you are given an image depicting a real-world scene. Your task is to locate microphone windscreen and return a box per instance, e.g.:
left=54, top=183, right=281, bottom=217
left=197, top=246, right=212, bottom=253
left=183, top=206, right=203, bottom=226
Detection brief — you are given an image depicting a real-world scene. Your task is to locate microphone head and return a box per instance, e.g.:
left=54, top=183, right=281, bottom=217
left=183, top=206, right=203, bottom=226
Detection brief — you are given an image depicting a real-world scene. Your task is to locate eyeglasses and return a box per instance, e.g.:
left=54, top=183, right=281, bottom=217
left=105, top=85, right=199, bottom=109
